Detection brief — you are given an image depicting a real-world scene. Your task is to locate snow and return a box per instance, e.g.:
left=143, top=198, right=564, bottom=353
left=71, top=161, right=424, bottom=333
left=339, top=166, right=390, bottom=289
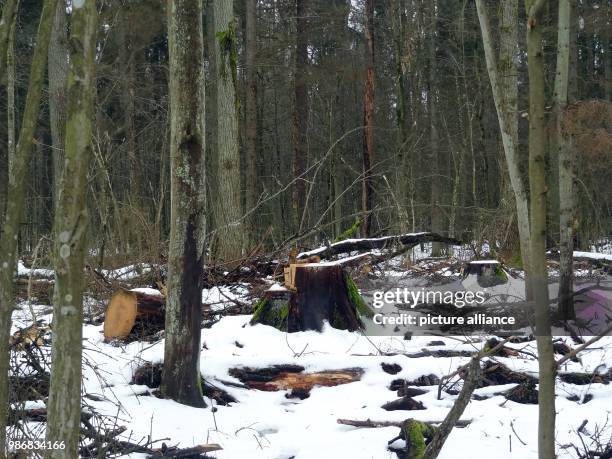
left=16, top=260, right=54, bottom=279
left=574, top=251, right=612, bottom=261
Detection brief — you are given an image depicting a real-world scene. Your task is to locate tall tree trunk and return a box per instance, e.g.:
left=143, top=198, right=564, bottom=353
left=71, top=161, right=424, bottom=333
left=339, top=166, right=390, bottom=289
left=362, top=0, right=374, bottom=236
left=45, top=0, right=97, bottom=456
left=555, top=0, right=575, bottom=320
left=476, top=0, right=532, bottom=300
left=161, top=0, right=207, bottom=408
left=525, top=1, right=556, bottom=458
left=244, top=0, right=258, bottom=242
left=293, top=0, right=309, bottom=231
left=213, top=0, right=243, bottom=264
left=6, top=0, right=16, bottom=176
left=0, top=0, right=18, bottom=81
left=0, top=0, right=59, bottom=453
left=428, top=0, right=442, bottom=256
left=48, top=0, right=68, bottom=207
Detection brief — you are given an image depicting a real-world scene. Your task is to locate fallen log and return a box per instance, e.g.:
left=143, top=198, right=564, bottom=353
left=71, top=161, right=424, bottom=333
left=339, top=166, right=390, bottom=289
left=337, top=418, right=471, bottom=429
left=103, top=289, right=166, bottom=340
left=228, top=365, right=363, bottom=392
left=297, top=232, right=461, bottom=261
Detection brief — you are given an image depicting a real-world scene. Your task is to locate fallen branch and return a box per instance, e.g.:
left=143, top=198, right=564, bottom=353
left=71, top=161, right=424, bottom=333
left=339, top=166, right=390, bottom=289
left=337, top=418, right=471, bottom=429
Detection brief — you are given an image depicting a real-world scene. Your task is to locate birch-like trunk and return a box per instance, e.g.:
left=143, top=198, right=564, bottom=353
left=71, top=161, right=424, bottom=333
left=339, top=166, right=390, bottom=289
left=161, top=0, right=207, bottom=408
left=476, top=0, right=532, bottom=300
left=45, top=1, right=97, bottom=456
left=0, top=0, right=59, bottom=453
left=213, top=0, right=243, bottom=264
left=555, top=0, right=575, bottom=320
left=525, top=1, right=556, bottom=458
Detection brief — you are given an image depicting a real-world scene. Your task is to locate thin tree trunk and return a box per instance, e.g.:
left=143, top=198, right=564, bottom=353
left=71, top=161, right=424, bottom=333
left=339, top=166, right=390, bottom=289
left=525, top=1, right=556, bottom=458
left=161, top=0, right=207, bottom=408
left=555, top=0, right=575, bottom=320
left=6, top=1, right=16, bottom=177
left=476, top=0, right=532, bottom=300
left=0, top=0, right=59, bottom=453
left=0, top=0, right=18, bottom=81
left=48, top=0, right=68, bottom=208
left=213, top=0, right=243, bottom=264
left=362, top=0, right=374, bottom=236
left=293, top=0, right=309, bottom=231
left=245, top=0, right=258, bottom=242
left=428, top=0, right=442, bottom=256
left=45, top=1, right=97, bottom=456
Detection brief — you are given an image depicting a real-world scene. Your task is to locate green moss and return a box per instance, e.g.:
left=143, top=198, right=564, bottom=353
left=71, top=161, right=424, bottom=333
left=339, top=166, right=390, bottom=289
left=251, top=298, right=289, bottom=330
left=334, top=218, right=362, bottom=242
left=494, top=264, right=508, bottom=282
left=402, top=419, right=437, bottom=459
left=216, top=20, right=239, bottom=110
left=344, top=273, right=374, bottom=318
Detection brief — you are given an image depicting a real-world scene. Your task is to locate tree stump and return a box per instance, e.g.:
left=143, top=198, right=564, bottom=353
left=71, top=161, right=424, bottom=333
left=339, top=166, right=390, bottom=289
left=461, top=260, right=508, bottom=288
left=251, top=263, right=372, bottom=332
left=103, top=289, right=166, bottom=340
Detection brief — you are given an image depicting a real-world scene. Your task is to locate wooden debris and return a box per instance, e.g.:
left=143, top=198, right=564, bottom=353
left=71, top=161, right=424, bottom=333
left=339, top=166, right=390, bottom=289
left=381, top=396, right=425, bottom=411
left=228, top=365, right=363, bottom=392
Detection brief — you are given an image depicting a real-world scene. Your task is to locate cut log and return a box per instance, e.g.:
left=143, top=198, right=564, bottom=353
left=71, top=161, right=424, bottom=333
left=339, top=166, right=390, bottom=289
left=103, top=289, right=165, bottom=340
left=228, top=365, right=363, bottom=392
left=297, top=232, right=461, bottom=261
left=251, top=263, right=372, bottom=332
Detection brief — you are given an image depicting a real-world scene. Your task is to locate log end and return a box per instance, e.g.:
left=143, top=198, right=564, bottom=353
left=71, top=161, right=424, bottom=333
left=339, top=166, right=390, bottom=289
left=103, top=290, right=138, bottom=340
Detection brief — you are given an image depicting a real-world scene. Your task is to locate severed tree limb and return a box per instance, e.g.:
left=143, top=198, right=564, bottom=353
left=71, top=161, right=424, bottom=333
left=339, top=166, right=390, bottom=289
left=337, top=418, right=471, bottom=429
left=556, top=323, right=612, bottom=368
left=423, top=356, right=481, bottom=459
left=297, top=232, right=461, bottom=260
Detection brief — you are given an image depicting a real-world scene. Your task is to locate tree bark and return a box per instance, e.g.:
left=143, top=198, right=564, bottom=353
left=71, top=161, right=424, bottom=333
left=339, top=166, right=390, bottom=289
left=45, top=1, right=97, bottom=456
left=476, top=0, right=532, bottom=300
left=162, top=0, right=207, bottom=408
left=428, top=0, right=442, bottom=256
left=362, top=0, right=374, bottom=236
left=0, top=0, right=19, bottom=81
left=555, top=0, right=575, bottom=320
left=213, top=0, right=243, bottom=264
left=525, top=1, right=556, bottom=458
left=293, top=0, right=309, bottom=231
left=244, top=0, right=258, bottom=242
left=48, top=0, right=68, bottom=208
left=0, top=0, right=59, bottom=453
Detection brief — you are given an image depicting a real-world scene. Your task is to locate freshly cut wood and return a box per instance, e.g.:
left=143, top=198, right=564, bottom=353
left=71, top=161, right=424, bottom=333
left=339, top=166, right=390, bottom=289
left=103, top=289, right=165, bottom=340
left=229, top=365, right=363, bottom=392
left=297, top=232, right=461, bottom=261
left=252, top=264, right=372, bottom=332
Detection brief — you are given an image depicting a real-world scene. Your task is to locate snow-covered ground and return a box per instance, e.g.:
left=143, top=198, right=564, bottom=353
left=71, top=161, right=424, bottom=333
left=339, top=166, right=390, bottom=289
left=9, top=302, right=612, bottom=459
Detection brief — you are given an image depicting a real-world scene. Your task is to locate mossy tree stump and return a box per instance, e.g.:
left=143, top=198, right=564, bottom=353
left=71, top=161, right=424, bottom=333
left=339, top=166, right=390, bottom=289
left=251, top=263, right=372, bottom=332
left=461, top=260, right=508, bottom=288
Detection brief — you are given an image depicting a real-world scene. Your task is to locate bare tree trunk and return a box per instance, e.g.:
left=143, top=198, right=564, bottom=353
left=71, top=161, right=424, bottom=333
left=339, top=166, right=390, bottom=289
left=525, top=1, right=556, bottom=458
left=476, top=0, right=532, bottom=300
left=362, top=0, right=374, bottom=236
left=428, top=0, right=442, bottom=256
left=293, top=0, right=309, bottom=231
left=213, top=0, right=243, bottom=264
left=0, top=0, right=18, bottom=81
left=6, top=0, right=16, bottom=176
left=555, top=0, right=575, bottom=320
left=48, top=0, right=68, bottom=207
left=0, top=0, right=58, bottom=453
left=161, top=0, right=207, bottom=408
left=245, top=0, right=258, bottom=242
left=45, top=1, right=97, bottom=456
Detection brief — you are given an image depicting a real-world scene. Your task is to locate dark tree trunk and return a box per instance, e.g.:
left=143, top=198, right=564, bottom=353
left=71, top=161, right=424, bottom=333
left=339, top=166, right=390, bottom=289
left=293, top=0, right=309, bottom=230
left=362, top=0, right=375, bottom=236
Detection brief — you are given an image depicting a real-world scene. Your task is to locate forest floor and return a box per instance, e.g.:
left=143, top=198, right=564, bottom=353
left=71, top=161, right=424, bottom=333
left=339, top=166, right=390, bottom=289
left=8, top=245, right=612, bottom=459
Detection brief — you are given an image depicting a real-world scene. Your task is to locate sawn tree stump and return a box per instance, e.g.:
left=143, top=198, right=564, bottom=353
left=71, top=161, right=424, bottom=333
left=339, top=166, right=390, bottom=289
left=103, top=289, right=166, bottom=340
left=251, top=263, right=372, bottom=332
